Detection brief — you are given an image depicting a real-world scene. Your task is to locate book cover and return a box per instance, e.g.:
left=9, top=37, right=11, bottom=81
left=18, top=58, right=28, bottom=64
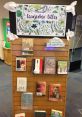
left=15, top=113, right=25, bottom=117
left=32, top=59, right=43, bottom=74
left=57, top=61, right=68, bottom=74
left=22, top=39, right=33, bottom=55
left=36, top=81, right=46, bottom=96
left=16, top=57, right=26, bottom=71
left=51, top=109, right=62, bottom=117
left=17, top=77, right=27, bottom=92
left=21, top=92, right=33, bottom=110
left=44, top=57, right=56, bottom=74
left=49, top=84, right=62, bottom=101
left=34, top=110, right=46, bottom=117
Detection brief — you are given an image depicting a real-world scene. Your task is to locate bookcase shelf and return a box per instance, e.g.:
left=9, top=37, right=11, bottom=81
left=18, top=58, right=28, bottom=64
left=11, top=38, right=69, bottom=117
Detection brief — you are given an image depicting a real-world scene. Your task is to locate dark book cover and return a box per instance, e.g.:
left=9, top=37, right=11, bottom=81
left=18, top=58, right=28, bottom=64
left=51, top=109, right=62, bottom=117
left=36, top=81, right=46, bottom=96
left=34, top=110, right=46, bottom=117
left=57, top=61, right=68, bottom=74
left=21, top=92, right=33, bottom=110
left=16, top=57, right=26, bottom=71
left=49, top=84, right=62, bottom=101
left=44, top=57, right=56, bottom=74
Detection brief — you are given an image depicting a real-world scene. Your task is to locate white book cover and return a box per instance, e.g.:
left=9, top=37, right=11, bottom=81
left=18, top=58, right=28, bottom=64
left=15, top=113, right=25, bottom=117
left=17, top=77, right=27, bottom=92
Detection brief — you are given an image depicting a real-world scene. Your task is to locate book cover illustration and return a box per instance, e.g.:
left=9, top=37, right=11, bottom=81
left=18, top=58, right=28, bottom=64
left=49, top=84, right=62, bottom=101
left=16, top=57, right=26, bottom=71
left=51, top=109, right=62, bottom=117
left=34, top=110, right=46, bottom=117
left=21, top=92, right=33, bottom=110
left=44, top=57, right=56, bottom=74
left=57, top=61, right=68, bottom=74
left=36, top=81, right=46, bottom=96
left=22, top=39, right=33, bottom=56
left=15, top=113, right=25, bottom=117
left=32, top=59, right=43, bottom=74
left=17, top=77, right=27, bottom=92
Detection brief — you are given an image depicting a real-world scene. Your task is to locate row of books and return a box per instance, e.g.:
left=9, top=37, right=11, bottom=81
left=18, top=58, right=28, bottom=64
left=16, top=57, right=68, bottom=74
left=15, top=109, right=63, bottom=117
left=17, top=77, right=62, bottom=101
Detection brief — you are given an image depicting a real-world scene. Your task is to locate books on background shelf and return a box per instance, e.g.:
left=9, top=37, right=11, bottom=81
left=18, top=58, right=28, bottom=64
left=22, top=38, right=33, bottom=56
left=49, top=84, right=62, bottom=101
left=57, top=61, right=68, bottom=74
left=15, top=113, right=25, bottom=117
left=44, top=57, right=56, bottom=74
left=36, top=81, right=46, bottom=96
left=17, top=77, right=27, bottom=92
left=32, top=59, right=43, bottom=74
left=51, top=109, right=62, bottom=117
left=21, top=92, right=33, bottom=110
left=34, top=110, right=46, bottom=117
left=16, top=57, right=26, bottom=71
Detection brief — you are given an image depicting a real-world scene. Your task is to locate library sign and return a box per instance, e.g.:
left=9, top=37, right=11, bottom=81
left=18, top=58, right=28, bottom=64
left=16, top=4, right=67, bottom=37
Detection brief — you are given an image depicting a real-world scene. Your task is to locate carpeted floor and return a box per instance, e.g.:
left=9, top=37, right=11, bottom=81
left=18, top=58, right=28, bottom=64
left=0, top=60, right=82, bottom=117
left=0, top=60, right=12, bottom=117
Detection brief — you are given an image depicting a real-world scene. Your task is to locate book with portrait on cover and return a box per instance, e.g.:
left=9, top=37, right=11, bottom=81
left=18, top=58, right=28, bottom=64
left=49, top=84, right=62, bottom=101
left=16, top=57, right=26, bottom=71
left=51, top=109, right=62, bottom=117
left=44, top=57, right=56, bottom=74
left=57, top=61, right=68, bottom=74
left=36, top=81, right=46, bottom=96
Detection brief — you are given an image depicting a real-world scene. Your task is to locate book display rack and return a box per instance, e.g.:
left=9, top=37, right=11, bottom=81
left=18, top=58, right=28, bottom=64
left=11, top=38, right=69, bottom=117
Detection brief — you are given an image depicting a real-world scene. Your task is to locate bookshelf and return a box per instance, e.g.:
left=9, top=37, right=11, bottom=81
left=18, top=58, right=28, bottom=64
left=11, top=38, right=69, bottom=117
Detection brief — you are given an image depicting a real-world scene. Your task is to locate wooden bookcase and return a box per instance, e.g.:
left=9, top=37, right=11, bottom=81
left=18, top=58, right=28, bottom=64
left=11, top=38, right=69, bottom=117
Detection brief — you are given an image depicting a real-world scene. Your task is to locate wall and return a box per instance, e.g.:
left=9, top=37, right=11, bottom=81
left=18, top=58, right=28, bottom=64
left=0, top=0, right=81, bottom=60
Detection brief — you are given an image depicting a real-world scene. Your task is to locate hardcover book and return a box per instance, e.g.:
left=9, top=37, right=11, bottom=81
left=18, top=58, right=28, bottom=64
left=16, top=57, right=26, bottom=71
left=34, top=110, right=46, bottom=117
left=32, top=59, right=43, bottom=74
left=36, top=81, right=46, bottom=96
left=44, top=57, right=56, bottom=74
left=15, top=113, right=25, bottom=117
left=57, top=61, right=68, bottom=74
left=49, top=84, right=62, bottom=101
left=51, top=109, right=62, bottom=117
left=17, top=77, right=27, bottom=92
left=21, top=92, right=33, bottom=110
left=22, top=38, right=33, bottom=56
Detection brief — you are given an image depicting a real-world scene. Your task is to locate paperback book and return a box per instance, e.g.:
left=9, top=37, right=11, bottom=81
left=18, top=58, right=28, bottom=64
left=22, top=38, right=33, bottom=56
left=32, top=59, right=43, bottom=74
left=15, top=113, right=25, bottom=117
left=21, top=92, right=33, bottom=110
left=34, top=110, right=46, bottom=117
left=17, top=77, right=27, bottom=92
left=44, top=57, right=56, bottom=74
left=49, top=84, right=62, bottom=101
left=51, top=109, right=62, bottom=117
left=57, top=61, right=68, bottom=74
left=16, top=57, right=26, bottom=71
left=36, top=81, right=46, bottom=96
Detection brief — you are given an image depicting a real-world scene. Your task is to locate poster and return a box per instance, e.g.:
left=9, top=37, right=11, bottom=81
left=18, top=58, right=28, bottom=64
left=16, top=4, right=67, bottom=37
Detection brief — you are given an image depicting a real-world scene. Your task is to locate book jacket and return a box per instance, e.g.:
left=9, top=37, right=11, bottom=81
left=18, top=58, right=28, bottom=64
left=49, top=84, right=62, bottom=101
